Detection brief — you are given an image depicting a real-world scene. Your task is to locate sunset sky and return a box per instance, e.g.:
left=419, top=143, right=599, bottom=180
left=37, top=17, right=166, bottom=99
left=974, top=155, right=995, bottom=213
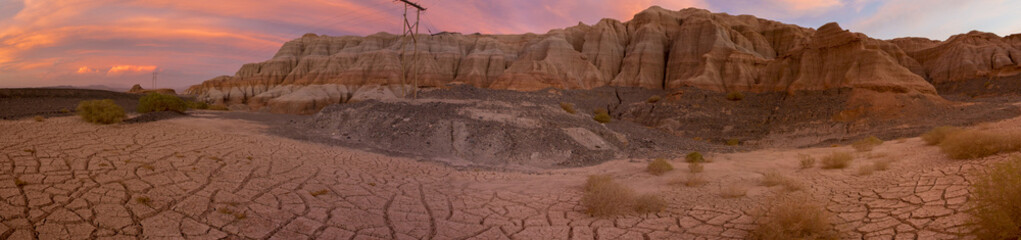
left=1, top=0, right=1019, bottom=91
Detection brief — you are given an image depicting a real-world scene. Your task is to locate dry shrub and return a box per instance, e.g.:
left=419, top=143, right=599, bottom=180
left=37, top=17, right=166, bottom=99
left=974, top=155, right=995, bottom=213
left=968, top=157, right=1021, bottom=239
left=679, top=174, right=707, bottom=187
left=856, top=165, right=874, bottom=176
left=688, top=161, right=704, bottom=173
left=761, top=171, right=785, bottom=187
left=559, top=102, right=576, bottom=114
left=647, top=158, right=674, bottom=176
left=77, top=99, right=125, bottom=124
left=726, top=139, right=740, bottom=146
left=851, top=136, right=883, bottom=152
left=581, top=175, right=635, bottom=217
left=33, top=115, right=44, bottom=122
left=634, top=194, right=666, bottom=214
left=750, top=195, right=838, bottom=240
left=781, top=179, right=804, bottom=192
left=821, top=152, right=853, bottom=169
left=872, top=160, right=891, bottom=171
left=720, top=184, right=748, bottom=198
left=762, top=171, right=803, bottom=192
left=593, top=108, right=611, bottom=123
left=922, top=126, right=962, bottom=145
left=798, top=154, right=816, bottom=169
left=646, top=95, right=661, bottom=103
left=685, top=152, right=705, bottom=163
left=726, top=91, right=744, bottom=101
left=187, top=101, right=209, bottom=110
left=939, top=130, right=1021, bottom=159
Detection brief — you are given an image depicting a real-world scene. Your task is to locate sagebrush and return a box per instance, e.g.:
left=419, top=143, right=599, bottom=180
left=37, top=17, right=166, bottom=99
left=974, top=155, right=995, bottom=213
left=647, top=158, right=674, bottom=175
left=77, top=99, right=125, bottom=124
left=138, top=93, right=187, bottom=113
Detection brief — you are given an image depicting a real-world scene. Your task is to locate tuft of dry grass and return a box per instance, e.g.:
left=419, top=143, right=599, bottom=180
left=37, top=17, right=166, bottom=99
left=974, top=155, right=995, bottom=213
left=60, top=108, right=70, bottom=113
left=798, top=154, right=816, bottom=169
left=821, top=152, right=853, bottom=169
left=593, top=108, right=611, bottom=123
left=647, top=158, right=674, bottom=176
left=762, top=171, right=803, bottom=192
left=581, top=175, right=635, bottom=217
left=310, top=189, right=329, bottom=197
left=141, top=164, right=155, bottom=171
left=968, top=157, right=1021, bottom=239
left=726, top=139, right=740, bottom=146
left=720, top=184, right=748, bottom=198
left=688, top=161, right=704, bottom=173
left=749, top=195, right=838, bottom=240
left=922, top=126, right=962, bottom=145
left=938, top=129, right=1021, bottom=159
left=851, top=136, right=883, bottom=152
left=559, top=102, right=576, bottom=114
left=33, top=115, right=44, bottom=122
left=761, top=171, right=785, bottom=187
left=646, top=95, right=661, bottom=103
left=685, top=152, right=705, bottom=163
left=634, top=194, right=666, bottom=214
left=856, top=165, right=874, bottom=176
left=135, top=196, right=151, bottom=205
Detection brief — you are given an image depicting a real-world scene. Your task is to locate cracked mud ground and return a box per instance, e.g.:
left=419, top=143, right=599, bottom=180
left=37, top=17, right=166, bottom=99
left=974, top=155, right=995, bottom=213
left=0, top=113, right=1008, bottom=239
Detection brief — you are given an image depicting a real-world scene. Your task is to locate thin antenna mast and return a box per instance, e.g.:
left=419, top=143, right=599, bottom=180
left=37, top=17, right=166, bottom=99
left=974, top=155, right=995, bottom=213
left=396, top=0, right=425, bottom=99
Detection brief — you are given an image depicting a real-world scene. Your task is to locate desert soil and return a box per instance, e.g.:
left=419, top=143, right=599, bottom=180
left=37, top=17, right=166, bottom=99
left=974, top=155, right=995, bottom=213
left=0, top=89, right=143, bottom=120
left=3, top=109, right=1017, bottom=239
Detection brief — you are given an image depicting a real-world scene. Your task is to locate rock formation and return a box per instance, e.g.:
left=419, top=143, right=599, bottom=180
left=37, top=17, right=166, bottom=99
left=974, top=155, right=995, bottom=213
left=128, top=84, right=177, bottom=95
left=187, top=6, right=1018, bottom=114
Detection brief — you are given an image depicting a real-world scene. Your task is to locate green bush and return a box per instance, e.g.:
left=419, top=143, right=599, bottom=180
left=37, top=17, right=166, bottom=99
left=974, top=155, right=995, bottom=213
left=187, top=101, right=209, bottom=110
left=726, top=91, right=745, bottom=101
left=138, top=93, right=187, bottom=113
left=77, top=99, right=125, bottom=124
left=685, top=152, right=705, bottom=163
left=593, top=108, right=611, bottom=123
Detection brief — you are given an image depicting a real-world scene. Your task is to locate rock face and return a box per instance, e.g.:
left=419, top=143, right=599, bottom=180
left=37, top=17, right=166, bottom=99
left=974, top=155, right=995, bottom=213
left=188, top=6, right=1017, bottom=114
left=897, top=31, right=1021, bottom=84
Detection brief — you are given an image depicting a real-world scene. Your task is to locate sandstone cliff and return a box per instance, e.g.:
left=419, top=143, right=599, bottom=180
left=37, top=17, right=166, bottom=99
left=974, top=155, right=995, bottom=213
left=189, top=6, right=1017, bottom=114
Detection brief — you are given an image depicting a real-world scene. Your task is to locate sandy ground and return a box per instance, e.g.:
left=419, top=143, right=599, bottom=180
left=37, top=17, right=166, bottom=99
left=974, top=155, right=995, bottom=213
left=1, top=111, right=1016, bottom=239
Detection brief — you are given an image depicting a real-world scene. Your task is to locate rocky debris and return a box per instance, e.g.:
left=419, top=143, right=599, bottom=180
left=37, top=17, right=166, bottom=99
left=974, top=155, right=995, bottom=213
left=290, top=86, right=729, bottom=169
left=123, top=111, right=187, bottom=124
left=187, top=7, right=953, bottom=114
left=128, top=84, right=177, bottom=95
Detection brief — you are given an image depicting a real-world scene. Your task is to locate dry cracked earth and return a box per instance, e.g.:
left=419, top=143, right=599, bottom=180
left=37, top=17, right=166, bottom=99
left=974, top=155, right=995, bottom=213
left=0, top=112, right=1010, bottom=239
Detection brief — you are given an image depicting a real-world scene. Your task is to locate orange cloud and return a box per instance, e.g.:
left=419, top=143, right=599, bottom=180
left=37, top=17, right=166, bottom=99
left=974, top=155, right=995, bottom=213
left=107, top=65, right=157, bottom=74
left=76, top=66, right=98, bottom=74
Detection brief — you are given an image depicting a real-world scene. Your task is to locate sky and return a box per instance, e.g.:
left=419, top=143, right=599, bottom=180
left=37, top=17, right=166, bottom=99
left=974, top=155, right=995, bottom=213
left=1, top=0, right=1020, bottom=91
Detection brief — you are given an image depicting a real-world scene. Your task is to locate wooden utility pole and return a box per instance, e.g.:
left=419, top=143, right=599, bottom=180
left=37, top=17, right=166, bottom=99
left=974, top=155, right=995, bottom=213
left=396, top=0, right=425, bottom=99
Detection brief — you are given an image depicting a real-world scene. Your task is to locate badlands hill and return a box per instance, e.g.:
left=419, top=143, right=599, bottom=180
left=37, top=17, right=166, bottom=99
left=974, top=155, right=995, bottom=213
left=187, top=6, right=1021, bottom=114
